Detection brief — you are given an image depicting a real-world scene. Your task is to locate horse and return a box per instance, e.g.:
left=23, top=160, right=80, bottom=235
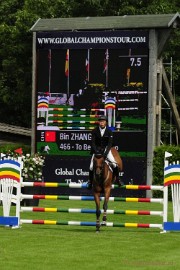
left=92, top=147, right=123, bottom=232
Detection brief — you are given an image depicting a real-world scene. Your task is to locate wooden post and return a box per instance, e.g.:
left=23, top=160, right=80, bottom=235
left=31, top=32, right=37, bottom=155
left=156, top=59, right=162, bottom=146
left=146, top=29, right=158, bottom=198
left=162, top=65, right=180, bottom=139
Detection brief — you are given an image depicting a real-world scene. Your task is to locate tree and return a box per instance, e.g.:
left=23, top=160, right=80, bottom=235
left=0, top=0, right=72, bottom=126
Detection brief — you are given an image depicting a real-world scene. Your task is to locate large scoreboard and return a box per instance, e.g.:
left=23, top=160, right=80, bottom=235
left=35, top=30, right=149, bottom=191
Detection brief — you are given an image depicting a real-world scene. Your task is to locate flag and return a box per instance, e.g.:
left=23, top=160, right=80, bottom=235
left=45, top=131, right=56, bottom=142
left=14, top=148, right=23, bottom=155
left=85, top=57, right=89, bottom=73
left=126, top=68, right=131, bottom=80
left=103, top=49, right=109, bottom=73
left=48, top=49, right=51, bottom=92
left=165, top=152, right=172, bottom=158
left=65, top=49, right=69, bottom=77
left=85, top=49, right=90, bottom=82
left=48, top=49, right=51, bottom=69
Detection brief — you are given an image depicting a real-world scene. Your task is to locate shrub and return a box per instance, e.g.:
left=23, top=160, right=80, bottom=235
left=153, top=145, right=180, bottom=199
left=0, top=145, right=45, bottom=182
left=0, top=144, right=31, bottom=154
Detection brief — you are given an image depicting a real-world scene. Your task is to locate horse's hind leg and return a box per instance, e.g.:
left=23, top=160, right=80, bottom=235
left=96, top=208, right=101, bottom=232
left=102, top=200, right=107, bottom=225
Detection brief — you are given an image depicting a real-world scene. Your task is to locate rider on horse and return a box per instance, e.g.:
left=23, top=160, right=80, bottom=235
left=88, top=115, right=123, bottom=189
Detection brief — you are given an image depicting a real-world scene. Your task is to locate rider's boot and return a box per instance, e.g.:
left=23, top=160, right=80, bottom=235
left=87, top=170, right=93, bottom=190
left=114, top=166, right=124, bottom=187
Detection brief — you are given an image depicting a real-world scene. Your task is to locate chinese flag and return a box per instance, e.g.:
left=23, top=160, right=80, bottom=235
left=65, top=49, right=69, bottom=77
left=45, top=131, right=56, bottom=142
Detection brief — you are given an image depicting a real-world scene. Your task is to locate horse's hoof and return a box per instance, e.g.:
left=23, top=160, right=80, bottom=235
left=96, top=230, right=100, bottom=233
left=101, top=221, right=106, bottom=226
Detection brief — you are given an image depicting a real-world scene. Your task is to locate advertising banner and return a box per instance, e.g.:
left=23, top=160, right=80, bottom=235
left=43, top=156, right=146, bottom=197
left=36, top=30, right=148, bottom=49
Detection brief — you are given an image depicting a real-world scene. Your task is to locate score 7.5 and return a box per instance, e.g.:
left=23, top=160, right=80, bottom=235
left=130, top=57, right=141, bottom=66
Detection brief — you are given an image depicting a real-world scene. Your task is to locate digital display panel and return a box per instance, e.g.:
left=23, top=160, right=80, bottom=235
left=35, top=30, right=149, bottom=186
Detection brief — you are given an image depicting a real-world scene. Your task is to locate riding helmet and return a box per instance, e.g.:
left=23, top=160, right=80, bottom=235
left=98, top=115, right=107, bottom=121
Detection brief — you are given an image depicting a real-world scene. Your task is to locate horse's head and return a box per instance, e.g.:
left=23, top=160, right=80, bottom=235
left=93, top=154, right=105, bottom=178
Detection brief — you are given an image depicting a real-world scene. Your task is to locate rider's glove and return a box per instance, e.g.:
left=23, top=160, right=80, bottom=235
left=103, top=152, right=107, bottom=159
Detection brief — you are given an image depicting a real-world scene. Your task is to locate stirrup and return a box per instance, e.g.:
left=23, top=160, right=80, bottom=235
left=116, top=178, right=124, bottom=187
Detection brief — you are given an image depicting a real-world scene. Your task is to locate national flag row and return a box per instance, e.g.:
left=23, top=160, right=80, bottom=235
left=48, top=49, right=131, bottom=81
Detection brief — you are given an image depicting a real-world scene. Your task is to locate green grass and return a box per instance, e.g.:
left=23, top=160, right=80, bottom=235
left=0, top=200, right=179, bottom=270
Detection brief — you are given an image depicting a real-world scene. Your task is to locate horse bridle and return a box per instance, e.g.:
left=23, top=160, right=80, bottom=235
left=93, top=154, right=105, bottom=177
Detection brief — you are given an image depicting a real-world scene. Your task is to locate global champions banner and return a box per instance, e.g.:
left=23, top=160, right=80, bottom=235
left=36, top=30, right=149, bottom=49
left=35, top=30, right=149, bottom=193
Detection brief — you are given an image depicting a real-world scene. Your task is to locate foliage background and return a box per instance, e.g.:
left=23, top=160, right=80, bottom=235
left=152, top=144, right=180, bottom=199
left=0, top=0, right=179, bottom=135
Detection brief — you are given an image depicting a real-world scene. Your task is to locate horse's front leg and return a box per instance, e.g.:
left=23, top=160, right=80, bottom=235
left=102, top=188, right=111, bottom=225
left=94, top=192, right=101, bottom=233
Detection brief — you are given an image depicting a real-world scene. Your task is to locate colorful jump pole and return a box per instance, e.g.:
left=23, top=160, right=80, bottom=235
left=21, top=194, right=163, bottom=203
left=20, top=219, right=162, bottom=229
left=22, top=182, right=163, bottom=191
left=21, top=207, right=163, bottom=216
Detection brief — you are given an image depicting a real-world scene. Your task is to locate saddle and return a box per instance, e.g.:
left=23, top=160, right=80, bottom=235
left=94, top=153, right=113, bottom=172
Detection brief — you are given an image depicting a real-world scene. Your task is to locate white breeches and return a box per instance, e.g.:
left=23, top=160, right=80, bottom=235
left=89, top=149, right=117, bottom=171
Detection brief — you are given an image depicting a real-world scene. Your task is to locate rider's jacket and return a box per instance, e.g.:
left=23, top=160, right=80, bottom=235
left=91, top=126, right=113, bottom=157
